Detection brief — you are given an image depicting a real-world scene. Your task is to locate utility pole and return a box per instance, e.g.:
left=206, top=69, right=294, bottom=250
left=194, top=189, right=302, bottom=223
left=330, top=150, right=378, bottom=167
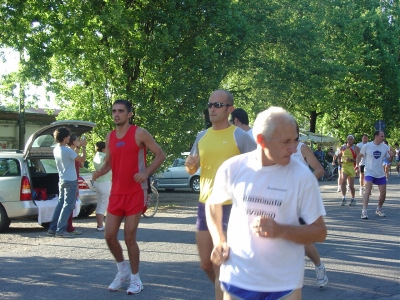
left=18, top=52, right=25, bottom=150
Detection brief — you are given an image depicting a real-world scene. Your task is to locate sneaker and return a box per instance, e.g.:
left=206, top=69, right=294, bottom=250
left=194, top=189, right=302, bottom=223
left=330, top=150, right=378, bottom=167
left=375, top=210, right=386, bottom=217
left=69, top=230, right=82, bottom=235
left=56, top=232, right=75, bottom=238
left=349, top=198, right=356, bottom=206
left=361, top=210, right=368, bottom=219
left=347, top=185, right=350, bottom=192
left=315, top=263, right=328, bottom=288
left=337, top=187, right=341, bottom=192
left=359, top=189, right=363, bottom=196
left=47, top=230, right=56, bottom=236
left=340, top=197, right=347, bottom=206
left=127, top=277, right=144, bottom=295
left=108, top=263, right=131, bottom=291
left=96, top=226, right=105, bottom=231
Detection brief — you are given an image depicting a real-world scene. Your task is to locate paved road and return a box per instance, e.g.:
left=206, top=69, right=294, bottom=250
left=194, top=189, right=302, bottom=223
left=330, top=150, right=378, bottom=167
left=0, top=175, right=399, bottom=299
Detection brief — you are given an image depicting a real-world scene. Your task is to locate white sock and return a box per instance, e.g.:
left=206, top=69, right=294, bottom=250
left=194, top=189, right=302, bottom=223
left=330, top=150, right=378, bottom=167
left=117, top=261, right=127, bottom=270
left=131, top=273, right=140, bottom=280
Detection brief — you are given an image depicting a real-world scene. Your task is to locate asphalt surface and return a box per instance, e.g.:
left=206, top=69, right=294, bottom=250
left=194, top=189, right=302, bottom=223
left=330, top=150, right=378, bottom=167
left=0, top=175, right=399, bottom=299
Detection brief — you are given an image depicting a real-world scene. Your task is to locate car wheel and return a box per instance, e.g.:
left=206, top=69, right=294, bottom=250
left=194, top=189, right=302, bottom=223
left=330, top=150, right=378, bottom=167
left=190, top=176, right=200, bottom=193
left=78, top=205, right=96, bottom=217
left=0, top=203, right=11, bottom=232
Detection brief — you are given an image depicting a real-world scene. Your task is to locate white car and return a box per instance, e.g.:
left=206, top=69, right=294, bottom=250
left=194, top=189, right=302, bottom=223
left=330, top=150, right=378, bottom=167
left=0, top=120, right=97, bottom=232
left=154, top=157, right=200, bottom=192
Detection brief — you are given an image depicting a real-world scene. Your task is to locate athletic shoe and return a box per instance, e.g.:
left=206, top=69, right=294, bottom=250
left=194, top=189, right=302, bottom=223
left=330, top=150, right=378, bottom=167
left=47, top=230, right=56, bottom=236
left=340, top=197, right=347, bottom=206
left=347, top=185, right=350, bottom=192
left=349, top=198, right=356, bottom=206
left=337, top=187, right=341, bottom=192
left=315, top=263, right=328, bottom=288
left=108, top=263, right=131, bottom=291
left=375, top=210, right=386, bottom=217
left=96, top=227, right=105, bottom=231
left=359, top=189, right=363, bottom=196
left=127, top=277, right=144, bottom=295
left=361, top=210, right=368, bottom=219
left=56, top=232, right=75, bottom=238
left=69, top=230, right=82, bottom=235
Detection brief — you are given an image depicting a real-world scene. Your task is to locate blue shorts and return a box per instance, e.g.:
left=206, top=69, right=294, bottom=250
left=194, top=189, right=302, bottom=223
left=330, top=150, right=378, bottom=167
left=221, top=282, right=293, bottom=300
left=382, top=159, right=391, bottom=166
left=365, top=176, right=387, bottom=185
left=196, top=202, right=231, bottom=231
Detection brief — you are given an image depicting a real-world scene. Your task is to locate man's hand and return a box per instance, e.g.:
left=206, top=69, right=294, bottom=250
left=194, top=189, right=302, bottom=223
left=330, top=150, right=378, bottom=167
left=251, top=216, right=281, bottom=238
left=210, top=242, right=230, bottom=266
left=185, top=154, right=199, bottom=170
left=134, top=172, right=148, bottom=183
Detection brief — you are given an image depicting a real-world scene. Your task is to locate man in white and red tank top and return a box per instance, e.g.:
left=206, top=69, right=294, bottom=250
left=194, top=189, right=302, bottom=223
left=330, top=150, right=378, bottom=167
left=93, top=99, right=165, bottom=295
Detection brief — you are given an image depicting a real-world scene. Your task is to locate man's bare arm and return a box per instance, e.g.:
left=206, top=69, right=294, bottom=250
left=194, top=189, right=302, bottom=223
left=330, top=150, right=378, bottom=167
left=252, top=216, right=327, bottom=245
left=301, top=144, right=324, bottom=179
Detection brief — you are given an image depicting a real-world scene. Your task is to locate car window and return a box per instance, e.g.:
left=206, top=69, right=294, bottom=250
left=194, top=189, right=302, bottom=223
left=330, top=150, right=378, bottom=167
left=32, top=135, right=57, bottom=148
left=40, top=159, right=58, bottom=173
left=176, top=158, right=185, bottom=167
left=0, top=158, right=21, bottom=177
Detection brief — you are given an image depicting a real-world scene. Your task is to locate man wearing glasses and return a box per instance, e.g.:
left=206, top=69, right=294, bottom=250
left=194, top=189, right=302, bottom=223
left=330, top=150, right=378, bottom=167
left=185, top=90, right=256, bottom=300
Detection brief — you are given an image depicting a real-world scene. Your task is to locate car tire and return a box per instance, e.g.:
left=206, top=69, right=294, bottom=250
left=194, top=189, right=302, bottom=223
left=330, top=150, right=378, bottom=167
left=190, top=176, right=200, bottom=193
left=0, top=203, right=11, bottom=232
left=78, top=205, right=96, bottom=217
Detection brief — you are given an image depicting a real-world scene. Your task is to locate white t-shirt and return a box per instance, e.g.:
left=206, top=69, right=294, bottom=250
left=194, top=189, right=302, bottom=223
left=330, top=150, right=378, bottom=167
left=208, top=152, right=326, bottom=292
left=360, top=142, right=390, bottom=178
left=356, top=142, right=367, bottom=166
left=291, top=142, right=307, bottom=165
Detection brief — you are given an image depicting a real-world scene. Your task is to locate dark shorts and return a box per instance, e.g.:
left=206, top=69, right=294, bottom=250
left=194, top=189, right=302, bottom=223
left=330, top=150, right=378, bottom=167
left=365, top=176, right=387, bottom=185
left=221, top=282, right=293, bottom=300
left=108, top=189, right=146, bottom=217
left=196, top=202, right=231, bottom=231
left=360, top=165, right=365, bottom=173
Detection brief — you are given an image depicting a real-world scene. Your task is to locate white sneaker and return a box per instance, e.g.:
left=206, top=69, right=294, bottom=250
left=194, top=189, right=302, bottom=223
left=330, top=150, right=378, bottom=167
left=108, top=262, right=131, bottom=291
left=337, top=187, right=341, bottom=192
left=359, top=189, right=363, bottom=196
left=315, top=263, right=328, bottom=287
left=340, top=197, right=347, bottom=206
left=361, top=209, right=368, bottom=219
left=127, top=276, right=143, bottom=295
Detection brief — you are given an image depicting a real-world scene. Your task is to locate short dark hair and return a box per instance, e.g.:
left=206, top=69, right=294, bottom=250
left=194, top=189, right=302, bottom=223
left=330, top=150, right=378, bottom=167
left=67, top=135, right=78, bottom=146
left=53, top=127, right=70, bottom=143
left=374, top=130, right=381, bottom=137
left=113, top=99, right=133, bottom=112
left=96, top=141, right=106, bottom=152
left=231, top=108, right=249, bottom=125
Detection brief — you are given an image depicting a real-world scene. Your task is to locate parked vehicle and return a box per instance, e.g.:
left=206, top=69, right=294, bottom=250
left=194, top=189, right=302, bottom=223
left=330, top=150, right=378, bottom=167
left=0, top=120, right=97, bottom=232
left=154, top=157, right=200, bottom=192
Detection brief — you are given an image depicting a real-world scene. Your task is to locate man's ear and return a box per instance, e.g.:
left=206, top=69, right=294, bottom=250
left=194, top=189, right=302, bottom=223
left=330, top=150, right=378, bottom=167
left=256, top=134, right=265, bottom=146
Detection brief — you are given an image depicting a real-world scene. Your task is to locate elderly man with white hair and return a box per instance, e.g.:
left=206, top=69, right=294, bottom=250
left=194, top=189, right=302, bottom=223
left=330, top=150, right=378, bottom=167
left=206, top=107, right=327, bottom=300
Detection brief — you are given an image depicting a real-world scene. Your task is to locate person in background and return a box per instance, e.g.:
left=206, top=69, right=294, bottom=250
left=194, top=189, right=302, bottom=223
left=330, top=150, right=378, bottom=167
left=93, top=141, right=111, bottom=231
left=47, top=128, right=87, bottom=238
left=65, top=135, right=84, bottom=235
left=291, top=142, right=328, bottom=287
left=230, top=108, right=253, bottom=137
left=325, top=146, right=335, bottom=164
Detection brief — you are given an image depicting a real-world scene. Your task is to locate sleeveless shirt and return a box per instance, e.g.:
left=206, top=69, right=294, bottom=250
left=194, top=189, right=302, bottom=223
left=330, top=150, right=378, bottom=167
left=109, top=125, right=147, bottom=194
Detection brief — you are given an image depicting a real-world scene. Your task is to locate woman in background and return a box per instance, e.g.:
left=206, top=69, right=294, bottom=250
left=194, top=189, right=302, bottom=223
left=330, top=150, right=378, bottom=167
left=92, top=141, right=111, bottom=231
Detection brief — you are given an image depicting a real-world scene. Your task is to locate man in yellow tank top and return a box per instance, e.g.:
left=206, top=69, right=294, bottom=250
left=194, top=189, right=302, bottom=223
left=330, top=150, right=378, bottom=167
left=338, top=135, right=360, bottom=206
left=185, top=90, right=256, bottom=300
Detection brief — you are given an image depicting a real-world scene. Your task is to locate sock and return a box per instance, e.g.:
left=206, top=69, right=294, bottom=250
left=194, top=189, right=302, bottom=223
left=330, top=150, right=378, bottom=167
left=131, top=273, right=140, bottom=280
left=117, top=261, right=126, bottom=270
left=315, top=263, right=322, bottom=268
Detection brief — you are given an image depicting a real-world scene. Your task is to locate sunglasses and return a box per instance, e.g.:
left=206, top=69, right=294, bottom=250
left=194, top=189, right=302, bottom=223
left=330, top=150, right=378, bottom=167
left=207, top=102, right=232, bottom=109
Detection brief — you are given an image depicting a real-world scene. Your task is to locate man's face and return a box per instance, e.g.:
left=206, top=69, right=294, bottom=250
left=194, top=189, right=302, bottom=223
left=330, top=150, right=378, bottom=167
left=375, top=132, right=385, bottom=143
left=261, top=120, right=299, bottom=166
left=112, top=103, right=132, bottom=126
left=362, top=135, right=368, bottom=143
left=347, top=136, right=354, bottom=146
left=208, top=92, right=233, bottom=124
